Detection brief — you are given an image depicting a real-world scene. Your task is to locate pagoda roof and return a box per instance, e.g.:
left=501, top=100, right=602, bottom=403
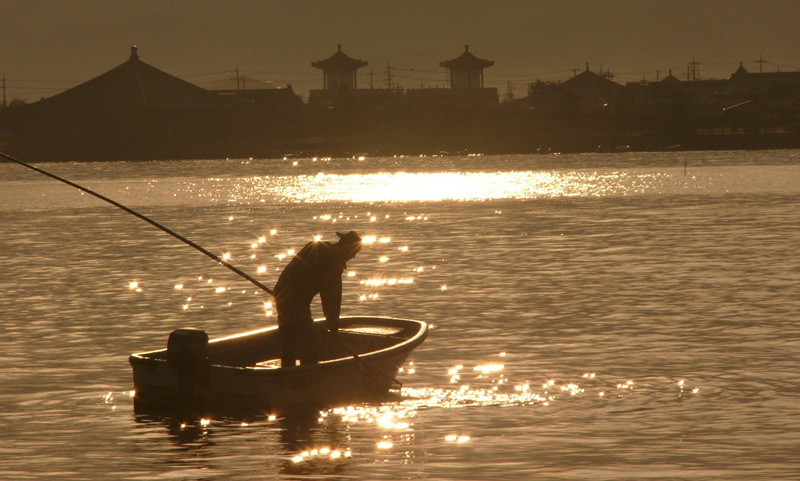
left=30, top=46, right=234, bottom=112
left=311, top=45, right=368, bottom=70
left=440, top=45, right=494, bottom=70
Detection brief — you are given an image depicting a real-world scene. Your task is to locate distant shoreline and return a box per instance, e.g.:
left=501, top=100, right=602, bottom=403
left=7, top=133, right=800, bottom=163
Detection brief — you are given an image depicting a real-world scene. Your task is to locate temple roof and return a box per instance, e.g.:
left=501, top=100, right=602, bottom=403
left=311, top=45, right=368, bottom=70
left=660, top=70, right=681, bottom=85
left=732, top=62, right=750, bottom=77
left=30, top=46, right=234, bottom=111
left=562, top=68, right=624, bottom=91
left=440, top=45, right=494, bottom=70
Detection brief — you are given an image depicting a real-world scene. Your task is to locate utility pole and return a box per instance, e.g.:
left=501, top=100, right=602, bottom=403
left=754, top=54, right=767, bottom=73
left=385, top=62, right=393, bottom=89
left=601, top=68, right=615, bottom=106
left=686, top=57, right=700, bottom=82
left=640, top=76, right=649, bottom=105
left=2, top=74, right=6, bottom=107
left=504, top=81, right=514, bottom=102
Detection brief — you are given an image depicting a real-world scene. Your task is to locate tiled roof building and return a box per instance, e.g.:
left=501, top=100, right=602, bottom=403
left=311, top=45, right=368, bottom=91
left=440, top=45, right=494, bottom=90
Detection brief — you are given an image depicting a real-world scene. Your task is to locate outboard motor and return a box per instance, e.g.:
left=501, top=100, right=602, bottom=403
left=167, top=328, right=209, bottom=414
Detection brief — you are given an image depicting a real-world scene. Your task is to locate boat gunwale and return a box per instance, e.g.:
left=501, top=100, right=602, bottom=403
left=129, top=316, right=428, bottom=375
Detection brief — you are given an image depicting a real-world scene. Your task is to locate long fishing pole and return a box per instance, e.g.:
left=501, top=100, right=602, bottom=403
left=0, top=152, right=274, bottom=296
left=2, top=153, right=377, bottom=374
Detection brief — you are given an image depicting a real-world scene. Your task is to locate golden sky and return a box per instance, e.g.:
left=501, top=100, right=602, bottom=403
left=3, top=0, right=799, bottom=101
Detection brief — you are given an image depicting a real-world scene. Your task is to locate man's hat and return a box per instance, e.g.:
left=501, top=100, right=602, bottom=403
left=336, top=231, right=362, bottom=245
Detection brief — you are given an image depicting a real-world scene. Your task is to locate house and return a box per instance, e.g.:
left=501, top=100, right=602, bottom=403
left=558, top=64, right=625, bottom=112
left=207, top=73, right=304, bottom=111
left=717, top=63, right=800, bottom=109
left=624, top=71, right=684, bottom=108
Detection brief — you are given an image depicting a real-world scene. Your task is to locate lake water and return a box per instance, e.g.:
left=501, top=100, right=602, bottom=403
left=1, top=151, right=799, bottom=480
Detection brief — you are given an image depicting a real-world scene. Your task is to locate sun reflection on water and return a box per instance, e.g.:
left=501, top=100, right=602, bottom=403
left=279, top=359, right=705, bottom=470
left=230, top=170, right=676, bottom=203
left=273, top=367, right=700, bottom=470
left=112, top=357, right=701, bottom=473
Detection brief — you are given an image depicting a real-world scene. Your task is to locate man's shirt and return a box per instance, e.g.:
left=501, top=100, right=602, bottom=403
left=273, top=241, right=345, bottom=326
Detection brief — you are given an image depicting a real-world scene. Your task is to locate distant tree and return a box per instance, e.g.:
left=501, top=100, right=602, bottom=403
left=527, top=80, right=561, bottom=98
left=2, top=98, right=28, bottom=109
left=526, top=80, right=563, bottom=112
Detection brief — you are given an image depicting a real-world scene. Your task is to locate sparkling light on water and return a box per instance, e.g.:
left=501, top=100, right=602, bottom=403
left=474, top=364, right=504, bottom=375
left=233, top=170, right=677, bottom=203
left=5, top=154, right=799, bottom=480
left=287, top=355, right=706, bottom=470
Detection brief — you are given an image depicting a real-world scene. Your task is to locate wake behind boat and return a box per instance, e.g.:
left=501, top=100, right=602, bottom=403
left=130, top=316, right=428, bottom=414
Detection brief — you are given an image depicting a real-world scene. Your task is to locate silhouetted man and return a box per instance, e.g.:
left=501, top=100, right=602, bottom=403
left=273, top=231, right=362, bottom=368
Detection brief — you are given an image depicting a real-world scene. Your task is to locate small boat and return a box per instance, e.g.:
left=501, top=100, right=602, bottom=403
left=129, top=316, right=428, bottom=414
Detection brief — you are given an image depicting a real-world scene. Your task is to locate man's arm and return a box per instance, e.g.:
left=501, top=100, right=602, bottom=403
left=320, top=277, right=342, bottom=334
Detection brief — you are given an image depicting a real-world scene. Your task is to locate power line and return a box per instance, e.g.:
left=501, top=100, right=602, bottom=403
left=491, top=69, right=574, bottom=79
left=177, top=69, right=240, bottom=78
left=388, top=66, right=443, bottom=74
left=379, top=73, right=447, bottom=82
left=6, top=88, right=68, bottom=97
left=4, top=78, right=86, bottom=83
